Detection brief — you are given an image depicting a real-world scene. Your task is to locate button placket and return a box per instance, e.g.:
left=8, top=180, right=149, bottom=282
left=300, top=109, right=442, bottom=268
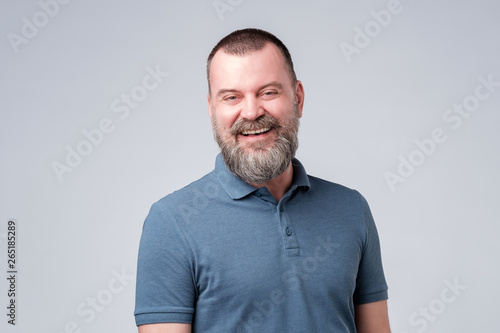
left=277, top=202, right=299, bottom=256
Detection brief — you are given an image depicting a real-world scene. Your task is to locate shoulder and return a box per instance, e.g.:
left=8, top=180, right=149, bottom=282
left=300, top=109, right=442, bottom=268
left=145, top=171, right=225, bottom=230
left=153, top=171, right=219, bottom=209
left=306, top=175, right=369, bottom=214
left=307, top=175, right=356, bottom=194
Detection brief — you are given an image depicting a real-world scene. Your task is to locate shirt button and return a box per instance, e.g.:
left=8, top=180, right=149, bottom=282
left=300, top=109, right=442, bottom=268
left=285, top=227, right=293, bottom=236
left=255, top=191, right=262, bottom=197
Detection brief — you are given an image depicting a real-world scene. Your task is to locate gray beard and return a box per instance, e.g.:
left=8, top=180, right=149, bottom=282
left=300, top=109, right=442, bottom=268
left=212, top=105, right=300, bottom=185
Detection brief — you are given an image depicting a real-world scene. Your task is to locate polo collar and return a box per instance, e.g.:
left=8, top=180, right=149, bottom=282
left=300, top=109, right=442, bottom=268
left=213, top=154, right=311, bottom=200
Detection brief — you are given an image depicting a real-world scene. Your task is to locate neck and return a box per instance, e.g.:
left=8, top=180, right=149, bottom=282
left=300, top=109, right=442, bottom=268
left=252, top=163, right=293, bottom=202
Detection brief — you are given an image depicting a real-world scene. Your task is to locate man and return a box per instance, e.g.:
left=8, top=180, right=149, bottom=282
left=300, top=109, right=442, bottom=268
left=135, top=28, right=390, bottom=333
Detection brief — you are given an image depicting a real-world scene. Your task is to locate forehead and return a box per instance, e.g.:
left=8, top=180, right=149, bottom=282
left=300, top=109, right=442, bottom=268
left=209, top=43, right=290, bottom=91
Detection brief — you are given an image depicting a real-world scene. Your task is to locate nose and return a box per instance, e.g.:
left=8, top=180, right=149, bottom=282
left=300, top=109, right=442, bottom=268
left=241, top=96, right=264, bottom=121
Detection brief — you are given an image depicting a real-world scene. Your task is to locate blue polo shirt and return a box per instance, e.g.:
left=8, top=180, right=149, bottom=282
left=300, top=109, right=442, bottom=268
left=135, top=154, right=388, bottom=332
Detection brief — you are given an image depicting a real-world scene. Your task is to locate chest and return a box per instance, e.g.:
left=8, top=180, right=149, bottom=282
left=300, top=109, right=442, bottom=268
left=189, top=207, right=364, bottom=308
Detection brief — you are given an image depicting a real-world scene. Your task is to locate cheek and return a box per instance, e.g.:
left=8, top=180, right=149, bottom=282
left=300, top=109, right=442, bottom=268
left=216, top=109, right=239, bottom=130
left=267, top=100, right=294, bottom=122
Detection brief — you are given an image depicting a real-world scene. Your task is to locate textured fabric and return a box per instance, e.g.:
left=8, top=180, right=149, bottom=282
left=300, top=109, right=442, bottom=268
left=135, top=154, right=388, bottom=332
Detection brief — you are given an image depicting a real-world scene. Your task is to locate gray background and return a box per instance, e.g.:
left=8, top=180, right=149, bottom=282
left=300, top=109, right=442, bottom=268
left=1, top=0, right=499, bottom=332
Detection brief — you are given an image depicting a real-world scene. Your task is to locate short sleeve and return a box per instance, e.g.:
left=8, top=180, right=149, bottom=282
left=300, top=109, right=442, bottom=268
left=134, top=201, right=196, bottom=325
left=353, top=194, right=388, bottom=304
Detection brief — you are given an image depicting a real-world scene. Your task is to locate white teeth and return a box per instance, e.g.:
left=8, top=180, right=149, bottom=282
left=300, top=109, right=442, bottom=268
left=241, top=127, right=270, bottom=135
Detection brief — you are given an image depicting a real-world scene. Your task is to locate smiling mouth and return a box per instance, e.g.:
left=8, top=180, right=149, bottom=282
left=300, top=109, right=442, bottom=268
left=240, top=127, right=271, bottom=136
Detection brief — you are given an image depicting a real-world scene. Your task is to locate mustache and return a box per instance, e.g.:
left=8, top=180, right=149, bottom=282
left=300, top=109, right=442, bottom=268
left=230, top=114, right=281, bottom=135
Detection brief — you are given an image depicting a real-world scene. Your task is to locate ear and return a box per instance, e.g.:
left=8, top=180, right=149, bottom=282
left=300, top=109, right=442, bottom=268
left=295, top=80, right=305, bottom=118
left=207, top=94, right=213, bottom=119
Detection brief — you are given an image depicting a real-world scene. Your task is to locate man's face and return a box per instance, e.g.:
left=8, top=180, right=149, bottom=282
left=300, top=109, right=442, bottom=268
left=208, top=42, right=304, bottom=185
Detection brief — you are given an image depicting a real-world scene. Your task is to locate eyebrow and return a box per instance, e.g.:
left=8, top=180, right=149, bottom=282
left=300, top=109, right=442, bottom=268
left=215, top=81, right=285, bottom=99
